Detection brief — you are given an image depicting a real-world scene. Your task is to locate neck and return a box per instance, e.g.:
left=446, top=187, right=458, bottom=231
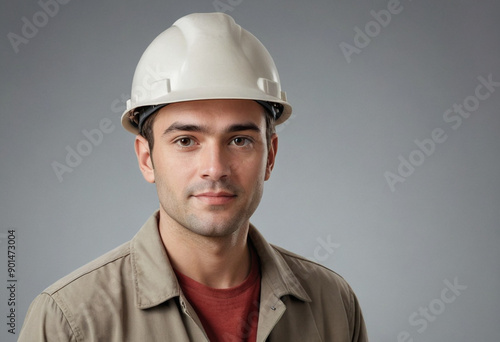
left=158, top=211, right=252, bottom=289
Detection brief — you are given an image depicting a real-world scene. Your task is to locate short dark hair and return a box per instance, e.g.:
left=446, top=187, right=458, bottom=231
left=139, top=107, right=276, bottom=159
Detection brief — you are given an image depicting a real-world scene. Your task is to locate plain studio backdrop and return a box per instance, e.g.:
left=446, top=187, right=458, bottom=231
left=1, top=0, right=499, bottom=341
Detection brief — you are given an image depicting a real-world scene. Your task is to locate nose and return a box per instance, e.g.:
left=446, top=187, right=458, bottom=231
left=199, top=142, right=231, bottom=181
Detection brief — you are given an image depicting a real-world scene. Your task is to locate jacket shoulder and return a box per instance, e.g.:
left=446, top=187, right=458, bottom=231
left=44, top=241, right=131, bottom=295
left=271, top=244, right=354, bottom=296
left=269, top=244, right=368, bottom=341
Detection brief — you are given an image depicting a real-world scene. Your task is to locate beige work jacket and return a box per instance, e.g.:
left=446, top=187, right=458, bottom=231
left=19, top=211, right=368, bottom=341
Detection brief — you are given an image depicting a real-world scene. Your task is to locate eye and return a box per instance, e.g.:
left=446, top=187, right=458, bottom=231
left=175, top=137, right=195, bottom=148
left=231, top=137, right=252, bottom=147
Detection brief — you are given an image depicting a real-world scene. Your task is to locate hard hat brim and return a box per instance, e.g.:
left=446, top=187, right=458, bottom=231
left=121, top=88, right=292, bottom=135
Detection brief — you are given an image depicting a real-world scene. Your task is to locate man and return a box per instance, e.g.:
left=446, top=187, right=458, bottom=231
left=19, top=13, right=368, bottom=341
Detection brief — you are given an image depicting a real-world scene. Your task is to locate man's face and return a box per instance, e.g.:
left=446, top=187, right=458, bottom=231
left=135, top=99, right=278, bottom=238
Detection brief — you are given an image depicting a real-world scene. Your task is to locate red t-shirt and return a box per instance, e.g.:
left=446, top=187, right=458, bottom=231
left=175, top=249, right=261, bottom=342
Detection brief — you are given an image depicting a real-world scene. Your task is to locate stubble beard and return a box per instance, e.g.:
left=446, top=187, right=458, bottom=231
left=158, top=178, right=264, bottom=238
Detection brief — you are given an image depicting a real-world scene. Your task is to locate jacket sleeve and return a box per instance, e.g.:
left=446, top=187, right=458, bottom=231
left=349, top=289, right=369, bottom=342
left=18, top=293, right=76, bottom=342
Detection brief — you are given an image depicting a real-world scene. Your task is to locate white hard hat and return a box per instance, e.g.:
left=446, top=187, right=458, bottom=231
left=121, top=12, right=292, bottom=134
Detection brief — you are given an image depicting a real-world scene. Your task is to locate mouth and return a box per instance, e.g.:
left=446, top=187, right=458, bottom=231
left=192, top=191, right=237, bottom=205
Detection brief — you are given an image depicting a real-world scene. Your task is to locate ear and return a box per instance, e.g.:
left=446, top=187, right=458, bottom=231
left=134, top=135, right=155, bottom=183
left=265, top=133, right=278, bottom=181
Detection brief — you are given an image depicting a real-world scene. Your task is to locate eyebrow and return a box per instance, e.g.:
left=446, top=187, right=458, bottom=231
left=162, top=122, right=261, bottom=136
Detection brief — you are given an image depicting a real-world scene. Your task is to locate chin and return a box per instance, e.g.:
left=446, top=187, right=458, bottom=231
left=186, top=216, right=247, bottom=238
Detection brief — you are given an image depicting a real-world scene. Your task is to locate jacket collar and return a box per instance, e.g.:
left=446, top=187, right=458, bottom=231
left=248, top=225, right=311, bottom=303
left=131, top=211, right=180, bottom=309
left=131, top=211, right=310, bottom=309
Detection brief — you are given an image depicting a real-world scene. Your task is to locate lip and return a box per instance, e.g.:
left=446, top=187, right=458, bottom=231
left=193, top=191, right=236, bottom=205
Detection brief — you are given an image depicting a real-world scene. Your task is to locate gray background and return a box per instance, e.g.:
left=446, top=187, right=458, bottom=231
left=1, top=0, right=499, bottom=341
